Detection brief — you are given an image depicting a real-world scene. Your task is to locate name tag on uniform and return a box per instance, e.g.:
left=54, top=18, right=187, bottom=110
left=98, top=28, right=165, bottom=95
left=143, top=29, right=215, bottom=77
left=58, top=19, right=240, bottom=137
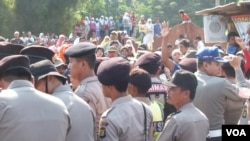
left=153, top=121, right=164, bottom=132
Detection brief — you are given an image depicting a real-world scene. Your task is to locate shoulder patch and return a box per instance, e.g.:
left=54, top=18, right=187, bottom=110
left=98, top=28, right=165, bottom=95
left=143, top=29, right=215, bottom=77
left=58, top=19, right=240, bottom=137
left=99, top=107, right=115, bottom=138
left=99, top=126, right=106, bottom=138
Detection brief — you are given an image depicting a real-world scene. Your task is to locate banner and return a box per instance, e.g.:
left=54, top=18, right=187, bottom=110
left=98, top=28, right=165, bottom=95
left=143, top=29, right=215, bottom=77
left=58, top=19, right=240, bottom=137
left=231, top=14, right=250, bottom=44
left=203, top=15, right=227, bottom=43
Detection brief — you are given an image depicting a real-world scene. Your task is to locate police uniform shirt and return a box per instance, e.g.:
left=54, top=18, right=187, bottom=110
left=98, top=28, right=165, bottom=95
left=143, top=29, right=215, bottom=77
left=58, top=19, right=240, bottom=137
left=74, top=76, right=112, bottom=134
left=157, top=103, right=209, bottom=141
left=134, top=97, right=164, bottom=141
left=99, top=95, right=154, bottom=141
left=52, top=84, right=95, bottom=141
left=0, top=80, right=70, bottom=141
left=224, top=77, right=245, bottom=124
left=193, top=70, right=247, bottom=130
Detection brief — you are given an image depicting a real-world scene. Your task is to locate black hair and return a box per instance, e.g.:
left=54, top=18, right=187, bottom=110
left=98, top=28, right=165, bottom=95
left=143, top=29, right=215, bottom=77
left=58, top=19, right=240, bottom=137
left=179, top=39, right=190, bottom=47
left=113, top=79, right=129, bottom=93
left=129, top=68, right=152, bottom=94
left=178, top=9, right=184, bottom=14
left=227, top=32, right=239, bottom=41
left=195, top=36, right=201, bottom=40
left=0, top=69, right=32, bottom=82
left=139, top=62, right=161, bottom=75
left=76, top=54, right=96, bottom=69
left=221, top=60, right=245, bottom=78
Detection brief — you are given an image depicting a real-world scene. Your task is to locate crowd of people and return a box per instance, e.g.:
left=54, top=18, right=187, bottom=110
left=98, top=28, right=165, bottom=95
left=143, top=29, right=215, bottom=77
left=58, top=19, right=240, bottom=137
left=1, top=9, right=250, bottom=141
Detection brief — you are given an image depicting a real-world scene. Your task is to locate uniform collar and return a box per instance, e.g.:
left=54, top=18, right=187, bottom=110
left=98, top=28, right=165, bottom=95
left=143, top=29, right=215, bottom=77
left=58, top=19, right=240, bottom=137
left=134, top=97, right=151, bottom=105
left=7, top=80, right=34, bottom=89
left=80, top=76, right=98, bottom=84
left=111, top=95, right=133, bottom=107
left=195, top=70, right=207, bottom=76
left=53, top=85, right=72, bottom=95
left=179, top=102, right=195, bottom=111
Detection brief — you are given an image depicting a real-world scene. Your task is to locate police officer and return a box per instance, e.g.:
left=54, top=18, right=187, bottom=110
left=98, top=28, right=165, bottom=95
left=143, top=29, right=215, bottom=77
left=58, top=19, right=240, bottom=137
left=221, top=60, right=246, bottom=124
left=128, top=68, right=164, bottom=141
left=157, top=70, right=209, bottom=141
left=64, top=42, right=111, bottom=136
left=0, top=55, right=70, bottom=141
left=134, top=52, right=176, bottom=121
left=30, top=59, right=95, bottom=141
left=194, top=47, right=250, bottom=141
left=97, top=57, right=153, bottom=141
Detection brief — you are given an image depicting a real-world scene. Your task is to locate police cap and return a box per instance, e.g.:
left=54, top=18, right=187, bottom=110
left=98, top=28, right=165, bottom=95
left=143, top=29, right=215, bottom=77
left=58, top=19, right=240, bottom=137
left=20, top=45, right=55, bottom=64
left=0, top=55, right=30, bottom=75
left=64, top=42, right=96, bottom=58
left=0, top=42, right=24, bottom=59
left=97, top=57, right=130, bottom=85
left=30, top=60, right=67, bottom=83
left=135, top=52, right=161, bottom=67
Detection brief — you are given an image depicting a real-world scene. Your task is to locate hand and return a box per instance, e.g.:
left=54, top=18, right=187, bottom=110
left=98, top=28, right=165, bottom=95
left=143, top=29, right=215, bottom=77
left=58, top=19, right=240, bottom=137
left=235, top=37, right=246, bottom=49
left=161, top=21, right=170, bottom=38
left=229, top=55, right=242, bottom=70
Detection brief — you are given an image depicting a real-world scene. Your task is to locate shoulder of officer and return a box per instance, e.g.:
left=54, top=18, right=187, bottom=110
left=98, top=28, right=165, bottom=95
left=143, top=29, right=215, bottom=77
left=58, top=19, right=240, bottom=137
left=167, top=111, right=181, bottom=120
left=101, top=107, right=115, bottom=118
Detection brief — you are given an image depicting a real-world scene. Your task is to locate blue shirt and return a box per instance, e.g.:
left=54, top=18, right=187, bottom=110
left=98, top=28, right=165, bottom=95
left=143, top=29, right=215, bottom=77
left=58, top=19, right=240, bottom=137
left=154, top=23, right=161, bottom=35
left=226, top=44, right=238, bottom=55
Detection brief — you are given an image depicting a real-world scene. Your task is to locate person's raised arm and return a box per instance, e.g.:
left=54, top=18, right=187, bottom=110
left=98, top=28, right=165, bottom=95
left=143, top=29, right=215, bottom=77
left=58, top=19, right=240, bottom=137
left=161, top=22, right=175, bottom=71
left=236, top=37, right=250, bottom=74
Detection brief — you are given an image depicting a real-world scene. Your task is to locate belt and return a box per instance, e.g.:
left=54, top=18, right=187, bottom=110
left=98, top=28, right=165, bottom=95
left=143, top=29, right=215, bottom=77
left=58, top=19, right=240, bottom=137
left=207, top=129, right=222, bottom=138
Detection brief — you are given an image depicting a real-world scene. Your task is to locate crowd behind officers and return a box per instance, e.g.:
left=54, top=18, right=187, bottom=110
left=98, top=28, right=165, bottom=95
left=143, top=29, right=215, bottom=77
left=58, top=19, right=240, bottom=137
left=1, top=22, right=250, bottom=141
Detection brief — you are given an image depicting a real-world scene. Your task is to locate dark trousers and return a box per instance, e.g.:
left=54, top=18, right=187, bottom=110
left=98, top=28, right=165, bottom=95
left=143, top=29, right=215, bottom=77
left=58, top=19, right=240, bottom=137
left=206, top=136, right=221, bottom=141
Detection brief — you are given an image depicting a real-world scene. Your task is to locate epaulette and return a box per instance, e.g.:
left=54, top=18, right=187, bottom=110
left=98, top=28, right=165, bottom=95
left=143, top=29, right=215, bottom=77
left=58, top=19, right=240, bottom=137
left=101, top=107, right=115, bottom=118
left=166, top=111, right=181, bottom=120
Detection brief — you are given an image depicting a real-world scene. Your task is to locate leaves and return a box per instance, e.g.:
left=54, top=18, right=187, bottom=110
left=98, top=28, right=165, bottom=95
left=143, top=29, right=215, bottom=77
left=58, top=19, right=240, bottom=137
left=0, top=0, right=239, bottom=39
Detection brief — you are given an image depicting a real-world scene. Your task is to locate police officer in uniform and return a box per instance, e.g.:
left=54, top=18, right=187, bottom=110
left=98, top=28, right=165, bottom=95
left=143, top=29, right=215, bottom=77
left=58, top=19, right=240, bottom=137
left=30, top=60, right=95, bottom=141
left=64, top=42, right=111, bottom=136
left=128, top=68, right=164, bottom=140
left=221, top=60, right=246, bottom=124
left=97, top=57, right=153, bottom=141
left=193, top=46, right=250, bottom=141
left=134, top=52, right=176, bottom=121
left=0, top=55, right=70, bottom=141
left=157, top=70, right=209, bottom=141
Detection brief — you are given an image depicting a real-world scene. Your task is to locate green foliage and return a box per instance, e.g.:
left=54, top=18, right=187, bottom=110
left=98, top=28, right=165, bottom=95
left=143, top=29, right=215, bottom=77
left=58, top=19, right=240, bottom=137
left=0, top=0, right=240, bottom=39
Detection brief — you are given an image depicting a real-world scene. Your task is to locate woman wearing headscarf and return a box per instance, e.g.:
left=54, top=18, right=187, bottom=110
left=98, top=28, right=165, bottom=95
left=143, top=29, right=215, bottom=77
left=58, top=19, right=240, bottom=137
left=143, top=18, right=154, bottom=50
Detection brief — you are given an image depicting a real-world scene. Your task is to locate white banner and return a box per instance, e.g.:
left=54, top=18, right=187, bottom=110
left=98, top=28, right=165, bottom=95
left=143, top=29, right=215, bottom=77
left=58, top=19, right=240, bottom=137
left=231, top=14, right=250, bottom=44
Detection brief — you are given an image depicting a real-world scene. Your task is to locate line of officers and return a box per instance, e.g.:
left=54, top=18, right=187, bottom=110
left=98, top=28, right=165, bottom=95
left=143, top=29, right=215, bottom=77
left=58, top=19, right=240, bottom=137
left=1, top=40, right=250, bottom=141
left=0, top=41, right=174, bottom=141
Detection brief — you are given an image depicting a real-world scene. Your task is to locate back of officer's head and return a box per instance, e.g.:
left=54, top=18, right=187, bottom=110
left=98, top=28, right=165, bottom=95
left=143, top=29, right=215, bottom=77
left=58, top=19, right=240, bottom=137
left=97, top=57, right=130, bottom=92
left=129, top=68, right=152, bottom=94
left=0, top=55, right=32, bottom=84
left=134, top=52, right=161, bottom=75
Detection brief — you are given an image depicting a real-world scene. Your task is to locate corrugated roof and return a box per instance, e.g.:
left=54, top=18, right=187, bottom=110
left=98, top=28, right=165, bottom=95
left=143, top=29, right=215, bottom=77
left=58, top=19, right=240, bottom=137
left=196, top=2, right=250, bottom=16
